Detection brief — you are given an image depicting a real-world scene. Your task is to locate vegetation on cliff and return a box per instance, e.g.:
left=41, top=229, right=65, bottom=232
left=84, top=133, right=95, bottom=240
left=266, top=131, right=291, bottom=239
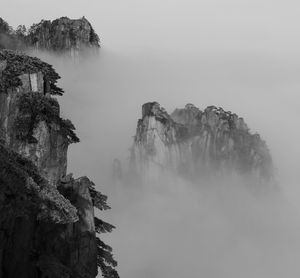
left=58, top=177, right=119, bottom=278
left=89, top=182, right=119, bottom=278
left=0, top=142, right=78, bottom=225
left=0, top=49, right=118, bottom=277
left=0, top=16, right=100, bottom=53
left=15, top=92, right=79, bottom=144
left=27, top=16, right=100, bottom=50
left=0, top=143, right=81, bottom=277
left=0, top=49, right=63, bottom=95
left=133, top=102, right=274, bottom=183
left=0, top=50, right=79, bottom=145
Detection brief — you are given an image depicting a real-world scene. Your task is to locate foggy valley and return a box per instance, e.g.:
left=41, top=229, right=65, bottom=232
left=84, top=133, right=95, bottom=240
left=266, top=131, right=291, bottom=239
left=1, top=1, right=300, bottom=278
left=32, top=51, right=300, bottom=278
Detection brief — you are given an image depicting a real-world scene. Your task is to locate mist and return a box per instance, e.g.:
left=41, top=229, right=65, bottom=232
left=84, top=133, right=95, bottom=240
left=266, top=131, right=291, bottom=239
left=34, top=49, right=300, bottom=202
left=3, top=0, right=300, bottom=276
left=28, top=50, right=300, bottom=278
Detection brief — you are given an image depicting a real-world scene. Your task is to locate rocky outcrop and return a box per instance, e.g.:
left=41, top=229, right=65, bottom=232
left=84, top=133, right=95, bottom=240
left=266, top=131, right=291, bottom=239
left=0, top=17, right=100, bottom=58
left=0, top=50, right=118, bottom=278
left=131, top=102, right=274, bottom=186
left=0, top=50, right=73, bottom=185
left=27, top=17, right=100, bottom=54
left=0, top=143, right=79, bottom=278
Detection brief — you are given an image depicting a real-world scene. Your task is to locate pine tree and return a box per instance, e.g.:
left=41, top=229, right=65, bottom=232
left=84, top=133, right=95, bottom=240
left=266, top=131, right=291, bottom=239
left=88, top=182, right=120, bottom=278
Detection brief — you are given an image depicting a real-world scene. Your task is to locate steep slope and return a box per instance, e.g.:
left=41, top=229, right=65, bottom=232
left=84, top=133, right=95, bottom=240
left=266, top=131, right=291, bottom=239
left=0, top=143, right=78, bottom=278
left=0, top=50, right=118, bottom=278
left=131, top=102, right=274, bottom=187
left=0, top=50, right=72, bottom=185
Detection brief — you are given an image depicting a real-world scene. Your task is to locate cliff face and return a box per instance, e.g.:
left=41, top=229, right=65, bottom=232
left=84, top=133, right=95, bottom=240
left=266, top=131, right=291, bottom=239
left=0, top=144, right=78, bottom=278
left=0, top=83, right=68, bottom=185
left=0, top=50, right=117, bottom=278
left=26, top=16, right=100, bottom=57
left=0, top=50, right=71, bottom=185
left=0, top=17, right=100, bottom=58
left=131, top=102, right=274, bottom=186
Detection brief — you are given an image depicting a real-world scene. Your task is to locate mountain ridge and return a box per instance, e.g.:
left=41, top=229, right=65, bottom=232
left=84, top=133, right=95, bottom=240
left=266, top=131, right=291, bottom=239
left=131, top=101, right=274, bottom=187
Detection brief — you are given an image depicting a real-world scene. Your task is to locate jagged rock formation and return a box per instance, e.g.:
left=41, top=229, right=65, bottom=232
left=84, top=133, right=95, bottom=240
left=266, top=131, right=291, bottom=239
left=131, top=102, right=274, bottom=186
left=0, top=50, right=118, bottom=278
left=0, top=17, right=100, bottom=58
left=27, top=17, right=100, bottom=57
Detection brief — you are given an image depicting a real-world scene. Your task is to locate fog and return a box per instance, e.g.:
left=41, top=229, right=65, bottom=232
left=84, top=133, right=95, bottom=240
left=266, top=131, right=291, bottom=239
left=3, top=0, right=300, bottom=277
left=37, top=51, right=300, bottom=206
left=29, top=49, right=300, bottom=278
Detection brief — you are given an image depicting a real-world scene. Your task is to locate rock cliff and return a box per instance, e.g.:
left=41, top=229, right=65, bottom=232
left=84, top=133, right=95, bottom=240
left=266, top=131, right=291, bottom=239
left=0, top=17, right=100, bottom=57
left=0, top=50, right=118, bottom=278
left=27, top=17, right=100, bottom=57
left=131, top=102, right=274, bottom=187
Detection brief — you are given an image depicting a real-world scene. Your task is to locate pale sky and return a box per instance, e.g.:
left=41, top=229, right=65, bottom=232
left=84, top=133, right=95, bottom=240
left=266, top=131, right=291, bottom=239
left=3, top=0, right=300, bottom=54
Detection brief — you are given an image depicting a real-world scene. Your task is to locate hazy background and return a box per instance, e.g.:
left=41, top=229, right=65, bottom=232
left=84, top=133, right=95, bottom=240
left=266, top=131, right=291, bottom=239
left=3, top=1, right=300, bottom=277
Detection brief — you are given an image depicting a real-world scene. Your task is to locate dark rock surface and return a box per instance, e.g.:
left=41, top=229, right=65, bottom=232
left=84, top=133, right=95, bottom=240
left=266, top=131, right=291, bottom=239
left=0, top=50, right=117, bottom=278
left=0, top=50, right=70, bottom=185
left=0, top=143, right=78, bottom=278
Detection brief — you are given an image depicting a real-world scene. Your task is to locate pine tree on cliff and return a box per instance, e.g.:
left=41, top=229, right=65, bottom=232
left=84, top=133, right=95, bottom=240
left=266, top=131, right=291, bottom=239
left=0, top=50, right=118, bottom=278
left=89, top=183, right=120, bottom=278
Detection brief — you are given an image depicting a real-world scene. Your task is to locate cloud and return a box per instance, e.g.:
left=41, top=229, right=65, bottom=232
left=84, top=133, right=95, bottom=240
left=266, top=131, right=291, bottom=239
left=25, top=3, right=300, bottom=273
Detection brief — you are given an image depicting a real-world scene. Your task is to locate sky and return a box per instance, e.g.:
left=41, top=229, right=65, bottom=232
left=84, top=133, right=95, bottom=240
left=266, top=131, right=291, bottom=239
left=2, top=1, right=300, bottom=277
left=3, top=0, right=300, bottom=54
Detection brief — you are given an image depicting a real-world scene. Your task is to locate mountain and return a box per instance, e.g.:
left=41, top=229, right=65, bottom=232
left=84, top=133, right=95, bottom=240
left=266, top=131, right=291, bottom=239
left=27, top=17, right=100, bottom=56
left=130, top=102, right=275, bottom=188
left=0, top=50, right=118, bottom=278
left=0, top=17, right=100, bottom=57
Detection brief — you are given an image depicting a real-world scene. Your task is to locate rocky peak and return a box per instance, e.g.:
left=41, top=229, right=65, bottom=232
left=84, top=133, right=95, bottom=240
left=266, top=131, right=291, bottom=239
left=0, top=16, right=100, bottom=57
left=27, top=16, right=100, bottom=55
left=142, top=102, right=169, bottom=119
left=131, top=102, right=274, bottom=186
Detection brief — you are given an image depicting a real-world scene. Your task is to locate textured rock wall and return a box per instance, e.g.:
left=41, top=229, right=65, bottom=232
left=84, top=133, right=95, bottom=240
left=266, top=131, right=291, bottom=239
left=0, top=144, right=78, bottom=278
left=0, top=16, right=100, bottom=58
left=0, top=50, right=99, bottom=278
left=27, top=17, right=100, bottom=57
left=58, top=176, right=98, bottom=278
left=0, top=72, right=68, bottom=186
left=131, top=102, right=274, bottom=186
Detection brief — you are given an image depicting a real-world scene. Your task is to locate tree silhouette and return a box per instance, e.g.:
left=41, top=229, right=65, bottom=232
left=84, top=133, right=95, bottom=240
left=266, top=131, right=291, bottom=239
left=88, top=182, right=120, bottom=278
